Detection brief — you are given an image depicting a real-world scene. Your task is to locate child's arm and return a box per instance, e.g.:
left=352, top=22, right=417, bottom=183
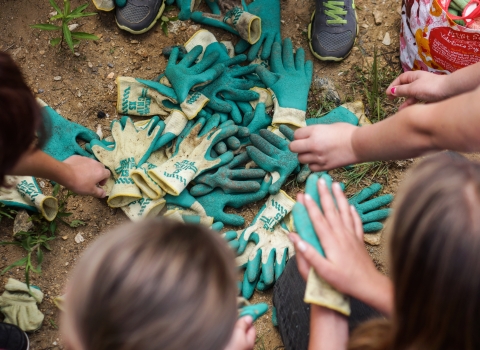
left=10, top=149, right=110, bottom=198
left=387, top=61, right=480, bottom=110
left=291, top=85, right=480, bottom=172
left=309, top=306, right=348, bottom=350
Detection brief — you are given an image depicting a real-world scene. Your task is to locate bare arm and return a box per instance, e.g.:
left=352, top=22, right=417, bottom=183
left=10, top=149, right=110, bottom=198
left=309, top=306, right=348, bottom=350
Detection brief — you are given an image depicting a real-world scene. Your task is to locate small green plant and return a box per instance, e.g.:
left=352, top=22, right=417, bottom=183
left=341, top=161, right=391, bottom=188
left=0, top=203, right=16, bottom=223
left=30, top=0, right=99, bottom=53
left=0, top=185, right=84, bottom=288
left=160, top=6, right=179, bottom=35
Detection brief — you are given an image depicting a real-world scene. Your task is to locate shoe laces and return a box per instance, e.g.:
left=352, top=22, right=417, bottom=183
left=324, top=1, right=347, bottom=25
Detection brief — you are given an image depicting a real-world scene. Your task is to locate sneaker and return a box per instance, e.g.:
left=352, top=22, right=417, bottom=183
left=308, top=0, right=359, bottom=61
left=0, top=323, right=29, bottom=350
left=116, top=0, right=166, bottom=34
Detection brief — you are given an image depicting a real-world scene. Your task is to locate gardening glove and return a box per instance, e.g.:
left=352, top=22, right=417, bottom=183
left=348, top=183, right=393, bottom=233
left=238, top=300, right=268, bottom=321
left=131, top=111, right=189, bottom=199
left=307, top=103, right=361, bottom=126
left=90, top=116, right=163, bottom=207
left=166, top=0, right=202, bottom=20
left=191, top=0, right=261, bottom=45
left=190, top=152, right=266, bottom=196
left=234, top=191, right=295, bottom=288
left=291, top=172, right=350, bottom=316
left=195, top=177, right=271, bottom=226
left=0, top=279, right=44, bottom=332
left=234, top=0, right=281, bottom=61
left=185, top=30, right=231, bottom=63
left=256, top=38, right=313, bottom=128
left=0, top=176, right=58, bottom=221
left=246, top=125, right=299, bottom=195
left=92, top=0, right=115, bottom=11
left=37, top=99, right=98, bottom=161
left=165, top=189, right=216, bottom=226
left=164, top=45, right=224, bottom=107
left=241, top=102, right=272, bottom=139
left=164, top=207, right=224, bottom=231
left=148, top=116, right=238, bottom=196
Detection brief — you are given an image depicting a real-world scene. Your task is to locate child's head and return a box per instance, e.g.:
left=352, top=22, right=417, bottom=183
left=0, top=52, right=47, bottom=186
left=61, top=219, right=238, bottom=350
left=351, top=153, right=480, bottom=349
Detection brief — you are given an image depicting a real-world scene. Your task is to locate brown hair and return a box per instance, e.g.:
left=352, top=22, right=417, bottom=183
left=61, top=219, right=238, bottom=350
left=0, top=52, right=47, bottom=186
left=349, top=152, right=480, bottom=350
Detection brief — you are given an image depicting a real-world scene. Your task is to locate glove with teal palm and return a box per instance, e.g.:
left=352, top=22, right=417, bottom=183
left=164, top=45, right=224, bottom=105
left=190, top=152, right=266, bottom=196
left=91, top=117, right=162, bottom=207
left=234, top=191, right=296, bottom=290
left=166, top=0, right=201, bottom=20
left=246, top=126, right=299, bottom=195
left=37, top=99, right=98, bottom=161
left=348, top=183, right=393, bottom=233
left=164, top=189, right=216, bottom=226
left=195, top=177, right=271, bottom=226
left=306, top=103, right=360, bottom=126
left=238, top=301, right=268, bottom=321
left=191, top=0, right=261, bottom=45
left=291, top=172, right=351, bottom=316
left=148, top=116, right=238, bottom=196
left=234, top=0, right=281, bottom=61
left=256, top=38, right=313, bottom=128
left=0, top=176, right=58, bottom=221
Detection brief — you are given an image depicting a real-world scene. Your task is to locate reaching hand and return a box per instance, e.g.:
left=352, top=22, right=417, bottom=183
left=290, top=123, right=359, bottom=172
left=290, top=179, right=393, bottom=314
left=386, top=71, right=449, bottom=110
left=63, top=156, right=111, bottom=198
left=224, top=316, right=256, bottom=350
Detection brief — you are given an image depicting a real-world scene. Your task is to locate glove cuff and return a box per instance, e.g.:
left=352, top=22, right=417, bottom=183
left=180, top=92, right=210, bottom=120
left=107, top=179, right=143, bottom=207
left=185, top=29, right=218, bottom=60
left=270, top=90, right=307, bottom=128
left=121, top=196, right=166, bottom=221
left=33, top=195, right=58, bottom=222
left=15, top=177, right=58, bottom=221
left=92, top=0, right=115, bottom=11
left=249, top=87, right=274, bottom=111
left=131, top=165, right=165, bottom=200
left=163, top=110, right=189, bottom=136
left=304, top=268, right=351, bottom=316
left=148, top=157, right=200, bottom=196
left=224, top=8, right=261, bottom=45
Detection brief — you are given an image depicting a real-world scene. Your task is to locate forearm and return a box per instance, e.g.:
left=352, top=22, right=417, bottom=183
left=443, top=61, right=480, bottom=97
left=309, top=306, right=348, bottom=350
left=352, top=87, right=480, bottom=162
left=356, top=274, right=394, bottom=317
left=10, top=149, right=74, bottom=187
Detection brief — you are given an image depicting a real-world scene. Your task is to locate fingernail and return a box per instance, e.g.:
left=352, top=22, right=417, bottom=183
left=304, top=193, right=313, bottom=201
left=244, top=315, right=253, bottom=325
left=391, top=87, right=396, bottom=95
left=288, top=233, right=296, bottom=243
left=333, top=182, right=341, bottom=190
left=319, top=178, right=326, bottom=187
left=297, top=240, right=307, bottom=252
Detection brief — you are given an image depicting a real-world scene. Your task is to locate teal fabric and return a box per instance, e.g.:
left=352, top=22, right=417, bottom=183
left=235, top=0, right=281, bottom=60
left=165, top=46, right=224, bottom=103
left=306, top=105, right=359, bottom=126
left=239, top=303, right=268, bottom=321
left=41, top=105, right=99, bottom=161
left=255, top=39, right=313, bottom=111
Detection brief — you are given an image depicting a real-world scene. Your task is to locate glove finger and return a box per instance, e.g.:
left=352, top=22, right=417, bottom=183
left=247, top=249, right=262, bottom=282
left=205, top=0, right=221, bottom=14
left=260, top=34, right=274, bottom=61
left=228, top=152, right=251, bottom=168
left=296, top=164, right=312, bottom=183
left=305, top=60, right=314, bottom=85
left=363, top=222, right=384, bottom=233
left=227, top=100, right=243, bottom=124
left=211, top=124, right=239, bottom=145
left=76, top=127, right=100, bottom=143
left=223, top=54, right=248, bottom=67
left=199, top=113, right=221, bottom=137
left=168, top=46, right=180, bottom=67
left=246, top=146, right=277, bottom=173
left=226, top=136, right=241, bottom=150
left=255, top=277, right=273, bottom=291
left=254, top=131, right=288, bottom=154
left=269, top=41, right=284, bottom=73
left=260, top=249, right=276, bottom=285
left=237, top=101, right=253, bottom=115
left=218, top=211, right=246, bottom=226
left=278, top=124, right=295, bottom=142
left=357, top=194, right=394, bottom=213
left=214, top=141, right=228, bottom=154
left=217, top=151, right=235, bottom=168
left=230, top=169, right=266, bottom=180
left=235, top=38, right=250, bottom=54
left=190, top=48, right=218, bottom=70
left=350, top=183, right=383, bottom=204
left=211, top=221, right=224, bottom=231
left=230, top=64, right=259, bottom=78
left=361, top=208, right=392, bottom=224
left=255, top=66, right=278, bottom=87
left=190, top=12, right=239, bottom=35
left=247, top=35, right=265, bottom=61
left=243, top=111, right=255, bottom=126
left=275, top=248, right=288, bottom=280
left=282, top=38, right=295, bottom=70
left=237, top=126, right=250, bottom=138
left=193, top=66, right=224, bottom=88
left=189, top=183, right=215, bottom=196
left=294, top=47, right=305, bottom=71
left=73, top=144, right=95, bottom=158
left=207, top=97, right=233, bottom=113
left=224, top=181, right=261, bottom=193
left=222, top=88, right=259, bottom=102
left=269, top=178, right=284, bottom=195
left=242, top=271, right=258, bottom=299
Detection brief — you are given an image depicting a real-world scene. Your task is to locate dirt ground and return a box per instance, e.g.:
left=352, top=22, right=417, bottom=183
left=0, top=0, right=405, bottom=348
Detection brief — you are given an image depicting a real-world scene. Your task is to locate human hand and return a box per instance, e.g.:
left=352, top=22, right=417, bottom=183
left=386, top=71, right=449, bottom=110
left=290, top=179, right=388, bottom=309
left=290, top=123, right=359, bottom=172
left=63, top=156, right=111, bottom=198
left=224, top=316, right=256, bottom=350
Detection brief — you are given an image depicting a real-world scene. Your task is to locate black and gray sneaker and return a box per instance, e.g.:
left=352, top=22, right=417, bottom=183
left=308, top=0, right=358, bottom=61
left=116, top=0, right=165, bottom=34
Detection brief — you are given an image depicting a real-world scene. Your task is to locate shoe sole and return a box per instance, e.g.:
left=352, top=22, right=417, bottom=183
left=116, top=0, right=166, bottom=35
left=308, top=4, right=359, bottom=62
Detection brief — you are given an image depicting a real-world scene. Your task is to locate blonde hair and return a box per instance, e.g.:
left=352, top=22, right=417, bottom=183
left=61, top=219, right=238, bottom=350
left=349, top=153, right=480, bottom=350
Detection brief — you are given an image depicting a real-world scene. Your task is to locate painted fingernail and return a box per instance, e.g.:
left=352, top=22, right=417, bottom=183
left=333, top=182, right=341, bottom=190
left=297, top=240, right=307, bottom=252
left=391, top=87, right=396, bottom=95
left=319, top=178, right=326, bottom=187
left=304, top=193, right=313, bottom=201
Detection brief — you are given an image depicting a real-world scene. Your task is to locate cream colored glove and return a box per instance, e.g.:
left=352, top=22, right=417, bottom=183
left=0, top=279, right=44, bottom=332
left=305, top=270, right=351, bottom=316
left=0, top=176, right=58, bottom=221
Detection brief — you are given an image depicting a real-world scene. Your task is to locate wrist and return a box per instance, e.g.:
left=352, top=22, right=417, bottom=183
left=349, top=126, right=363, bottom=163
left=359, top=273, right=394, bottom=316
